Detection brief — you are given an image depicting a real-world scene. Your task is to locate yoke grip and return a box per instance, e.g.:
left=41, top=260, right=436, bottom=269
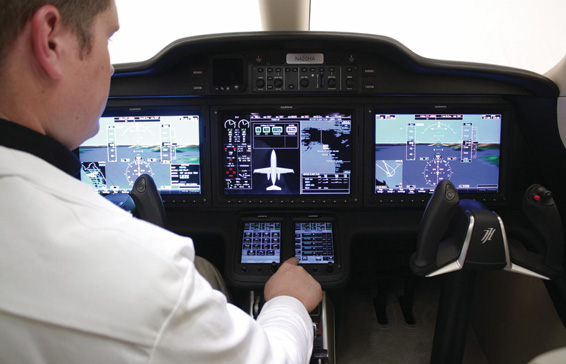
left=411, top=180, right=460, bottom=276
left=522, top=184, right=564, bottom=272
left=130, top=174, right=167, bottom=228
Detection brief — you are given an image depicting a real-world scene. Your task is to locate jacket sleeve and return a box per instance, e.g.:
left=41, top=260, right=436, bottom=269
left=0, top=151, right=314, bottom=364
left=257, top=296, right=315, bottom=363
left=150, top=252, right=314, bottom=364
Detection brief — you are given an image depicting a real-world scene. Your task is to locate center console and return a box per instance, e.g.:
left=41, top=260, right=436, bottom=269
left=231, top=214, right=342, bottom=364
left=247, top=290, right=336, bottom=364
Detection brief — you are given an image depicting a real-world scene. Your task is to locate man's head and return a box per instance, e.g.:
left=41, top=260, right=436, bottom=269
left=0, top=0, right=120, bottom=150
left=0, top=0, right=113, bottom=65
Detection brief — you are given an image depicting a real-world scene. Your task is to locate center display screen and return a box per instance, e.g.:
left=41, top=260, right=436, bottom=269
left=374, top=113, right=502, bottom=194
left=79, top=113, right=201, bottom=195
left=222, top=111, right=352, bottom=195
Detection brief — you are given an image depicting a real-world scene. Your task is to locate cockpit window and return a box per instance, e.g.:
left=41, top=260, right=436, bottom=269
left=311, top=0, right=566, bottom=75
left=110, top=0, right=261, bottom=64
left=110, top=0, right=565, bottom=75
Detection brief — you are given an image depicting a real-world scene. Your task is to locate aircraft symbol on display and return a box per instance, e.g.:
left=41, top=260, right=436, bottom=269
left=253, top=149, right=294, bottom=191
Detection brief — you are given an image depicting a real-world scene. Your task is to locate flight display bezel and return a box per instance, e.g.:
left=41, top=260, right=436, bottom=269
left=212, top=105, right=362, bottom=207
left=364, top=101, right=511, bottom=206
left=77, top=103, right=211, bottom=207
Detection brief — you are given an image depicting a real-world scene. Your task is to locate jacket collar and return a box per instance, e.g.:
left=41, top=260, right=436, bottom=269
left=0, top=119, right=81, bottom=179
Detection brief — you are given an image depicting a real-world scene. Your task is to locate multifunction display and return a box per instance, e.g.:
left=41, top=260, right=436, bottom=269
left=79, top=114, right=201, bottom=194
left=240, top=222, right=282, bottom=264
left=222, top=111, right=352, bottom=195
left=295, top=222, right=335, bottom=264
left=375, top=113, right=501, bottom=194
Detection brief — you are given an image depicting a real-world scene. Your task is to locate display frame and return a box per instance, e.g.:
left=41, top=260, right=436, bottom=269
left=364, top=100, right=512, bottom=206
left=77, top=102, right=211, bottom=207
left=211, top=104, right=362, bottom=207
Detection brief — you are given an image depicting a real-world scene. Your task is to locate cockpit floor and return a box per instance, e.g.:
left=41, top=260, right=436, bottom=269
left=334, top=278, right=488, bottom=364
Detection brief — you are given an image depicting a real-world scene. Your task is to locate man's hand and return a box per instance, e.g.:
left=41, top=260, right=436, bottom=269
left=264, top=257, right=323, bottom=313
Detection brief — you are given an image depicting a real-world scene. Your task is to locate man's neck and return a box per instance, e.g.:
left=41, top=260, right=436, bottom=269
left=0, top=41, right=54, bottom=139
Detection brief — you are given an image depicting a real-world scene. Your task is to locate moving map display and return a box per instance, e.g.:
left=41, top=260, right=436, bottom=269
left=375, top=113, right=501, bottom=194
left=222, top=111, right=352, bottom=195
left=79, top=114, right=201, bottom=194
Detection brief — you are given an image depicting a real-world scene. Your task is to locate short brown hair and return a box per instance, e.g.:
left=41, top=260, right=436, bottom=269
left=0, top=0, right=112, bottom=63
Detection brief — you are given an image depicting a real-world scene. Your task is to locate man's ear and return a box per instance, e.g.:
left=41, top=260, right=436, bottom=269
left=31, top=5, right=67, bottom=80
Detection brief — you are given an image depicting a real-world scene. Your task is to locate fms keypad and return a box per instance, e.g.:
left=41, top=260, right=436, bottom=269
left=241, top=222, right=281, bottom=264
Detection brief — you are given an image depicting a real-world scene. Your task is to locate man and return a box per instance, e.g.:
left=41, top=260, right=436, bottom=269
left=0, top=1, right=322, bottom=362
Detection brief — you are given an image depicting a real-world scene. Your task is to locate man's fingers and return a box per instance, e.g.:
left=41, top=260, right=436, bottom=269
left=284, top=257, right=299, bottom=266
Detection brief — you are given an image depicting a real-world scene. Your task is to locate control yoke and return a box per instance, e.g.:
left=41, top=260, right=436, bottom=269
left=130, top=174, right=167, bottom=228
left=410, top=180, right=563, bottom=280
left=105, top=174, right=166, bottom=228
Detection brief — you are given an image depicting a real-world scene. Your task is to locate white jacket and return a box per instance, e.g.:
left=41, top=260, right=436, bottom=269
left=0, top=146, right=313, bottom=363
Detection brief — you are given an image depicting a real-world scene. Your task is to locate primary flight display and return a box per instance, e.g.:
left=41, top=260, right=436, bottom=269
left=79, top=114, right=201, bottom=195
left=374, top=113, right=502, bottom=194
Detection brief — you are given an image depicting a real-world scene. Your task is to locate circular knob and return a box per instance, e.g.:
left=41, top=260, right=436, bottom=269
left=274, top=78, right=283, bottom=88
left=300, top=78, right=310, bottom=88
left=328, top=78, right=337, bottom=88
left=346, top=78, right=355, bottom=88
left=256, top=79, right=265, bottom=88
